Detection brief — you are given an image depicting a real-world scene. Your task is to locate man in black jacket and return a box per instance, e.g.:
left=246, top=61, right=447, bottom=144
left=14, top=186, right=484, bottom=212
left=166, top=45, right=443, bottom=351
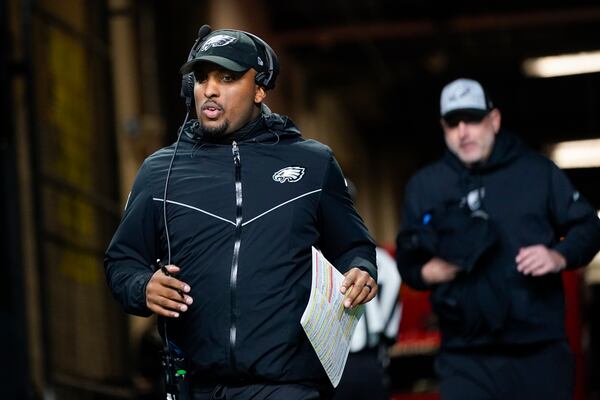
left=396, top=78, right=600, bottom=399
left=104, top=27, right=378, bottom=400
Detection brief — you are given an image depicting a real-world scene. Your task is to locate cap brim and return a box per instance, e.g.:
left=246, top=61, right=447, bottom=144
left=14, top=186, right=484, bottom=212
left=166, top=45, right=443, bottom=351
left=441, top=108, right=490, bottom=119
left=180, top=56, right=249, bottom=75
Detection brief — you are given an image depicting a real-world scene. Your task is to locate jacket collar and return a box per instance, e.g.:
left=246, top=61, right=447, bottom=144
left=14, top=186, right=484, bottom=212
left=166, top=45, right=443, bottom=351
left=443, top=129, right=525, bottom=173
left=182, top=104, right=301, bottom=145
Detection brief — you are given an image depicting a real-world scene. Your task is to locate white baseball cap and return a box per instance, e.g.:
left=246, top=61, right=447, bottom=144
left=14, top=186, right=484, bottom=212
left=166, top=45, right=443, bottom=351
left=440, top=78, right=494, bottom=118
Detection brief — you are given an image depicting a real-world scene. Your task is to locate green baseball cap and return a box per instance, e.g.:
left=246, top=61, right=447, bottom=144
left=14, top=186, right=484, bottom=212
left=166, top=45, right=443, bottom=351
left=180, top=29, right=264, bottom=74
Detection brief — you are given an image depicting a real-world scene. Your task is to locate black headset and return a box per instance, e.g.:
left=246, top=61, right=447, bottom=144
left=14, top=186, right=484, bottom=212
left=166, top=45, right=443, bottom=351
left=180, top=25, right=279, bottom=107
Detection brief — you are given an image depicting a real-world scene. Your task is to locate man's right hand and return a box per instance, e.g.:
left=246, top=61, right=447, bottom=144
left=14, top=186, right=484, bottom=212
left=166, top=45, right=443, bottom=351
left=145, top=264, right=193, bottom=318
left=421, top=257, right=461, bottom=285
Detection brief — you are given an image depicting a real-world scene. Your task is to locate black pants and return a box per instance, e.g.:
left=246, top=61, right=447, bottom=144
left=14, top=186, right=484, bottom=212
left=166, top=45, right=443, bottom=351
left=189, top=383, right=323, bottom=400
left=333, top=349, right=388, bottom=400
left=435, top=340, right=575, bottom=400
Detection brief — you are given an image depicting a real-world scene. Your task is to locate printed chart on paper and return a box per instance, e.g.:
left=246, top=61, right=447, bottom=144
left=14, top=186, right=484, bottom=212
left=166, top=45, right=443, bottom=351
left=301, top=247, right=365, bottom=387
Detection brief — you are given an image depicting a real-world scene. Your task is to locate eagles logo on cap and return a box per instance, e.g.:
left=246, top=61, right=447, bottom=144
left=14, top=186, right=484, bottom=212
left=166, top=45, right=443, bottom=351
left=440, top=78, right=493, bottom=118
left=200, top=35, right=237, bottom=52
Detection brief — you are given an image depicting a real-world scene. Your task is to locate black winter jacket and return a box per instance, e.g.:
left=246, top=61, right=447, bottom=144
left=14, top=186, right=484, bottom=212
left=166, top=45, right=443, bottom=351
left=104, top=107, right=376, bottom=391
left=396, top=131, right=600, bottom=349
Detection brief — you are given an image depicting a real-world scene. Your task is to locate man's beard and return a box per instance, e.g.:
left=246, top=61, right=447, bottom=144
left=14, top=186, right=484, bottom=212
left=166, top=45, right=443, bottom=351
left=200, top=120, right=229, bottom=140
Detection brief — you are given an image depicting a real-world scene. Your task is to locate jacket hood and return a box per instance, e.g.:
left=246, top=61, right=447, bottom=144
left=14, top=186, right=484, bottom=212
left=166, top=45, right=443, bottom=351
left=180, top=103, right=301, bottom=145
left=443, top=129, right=525, bottom=173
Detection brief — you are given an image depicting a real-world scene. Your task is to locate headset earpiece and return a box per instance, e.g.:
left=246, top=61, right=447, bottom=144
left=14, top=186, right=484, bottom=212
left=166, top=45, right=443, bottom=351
left=180, top=74, right=195, bottom=106
left=180, top=25, right=213, bottom=107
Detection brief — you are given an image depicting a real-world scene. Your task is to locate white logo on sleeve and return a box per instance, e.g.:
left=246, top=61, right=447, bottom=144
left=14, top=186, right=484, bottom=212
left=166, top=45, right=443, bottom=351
left=273, top=166, right=305, bottom=183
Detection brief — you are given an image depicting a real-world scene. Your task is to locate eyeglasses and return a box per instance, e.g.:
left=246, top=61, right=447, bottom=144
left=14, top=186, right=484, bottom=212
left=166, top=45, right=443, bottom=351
left=443, top=113, right=488, bottom=128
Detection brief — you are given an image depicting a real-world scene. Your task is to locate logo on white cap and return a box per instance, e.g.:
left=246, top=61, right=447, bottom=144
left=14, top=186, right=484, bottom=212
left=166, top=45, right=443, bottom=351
left=440, top=78, right=489, bottom=117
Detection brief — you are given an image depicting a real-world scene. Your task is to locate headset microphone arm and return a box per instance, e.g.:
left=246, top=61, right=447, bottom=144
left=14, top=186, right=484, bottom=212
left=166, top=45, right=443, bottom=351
left=197, top=24, right=212, bottom=41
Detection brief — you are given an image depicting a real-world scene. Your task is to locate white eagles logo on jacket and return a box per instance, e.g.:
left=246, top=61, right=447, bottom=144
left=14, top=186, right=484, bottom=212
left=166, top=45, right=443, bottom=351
left=272, top=166, right=305, bottom=183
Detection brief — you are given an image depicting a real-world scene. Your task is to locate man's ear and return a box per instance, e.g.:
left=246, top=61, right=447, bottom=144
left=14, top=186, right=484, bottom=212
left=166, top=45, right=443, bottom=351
left=490, top=108, right=502, bottom=134
left=440, top=117, right=448, bottom=130
left=255, top=86, right=267, bottom=104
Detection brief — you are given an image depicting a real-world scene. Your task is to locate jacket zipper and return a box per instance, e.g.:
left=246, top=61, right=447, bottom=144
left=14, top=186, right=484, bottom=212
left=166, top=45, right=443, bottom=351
left=229, top=141, right=243, bottom=369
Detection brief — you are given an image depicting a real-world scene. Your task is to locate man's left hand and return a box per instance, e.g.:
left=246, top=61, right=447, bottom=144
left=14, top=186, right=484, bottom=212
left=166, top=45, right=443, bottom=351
left=340, top=268, right=378, bottom=309
left=516, top=245, right=567, bottom=276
